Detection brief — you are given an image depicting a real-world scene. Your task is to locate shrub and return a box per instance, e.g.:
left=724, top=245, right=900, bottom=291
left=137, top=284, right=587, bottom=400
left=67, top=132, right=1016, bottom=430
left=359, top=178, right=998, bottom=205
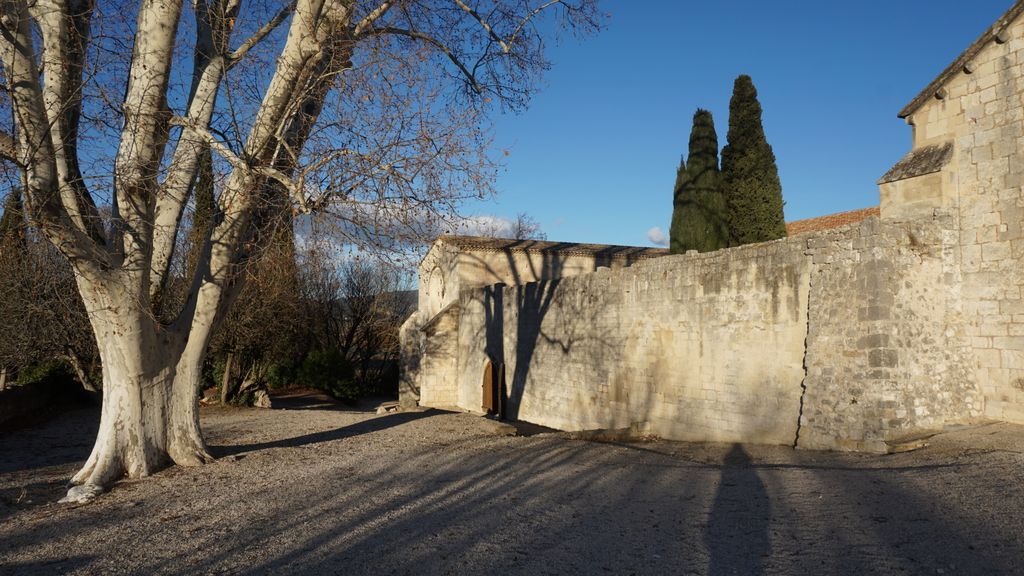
left=297, top=349, right=359, bottom=403
left=16, top=360, right=76, bottom=388
left=265, top=362, right=297, bottom=391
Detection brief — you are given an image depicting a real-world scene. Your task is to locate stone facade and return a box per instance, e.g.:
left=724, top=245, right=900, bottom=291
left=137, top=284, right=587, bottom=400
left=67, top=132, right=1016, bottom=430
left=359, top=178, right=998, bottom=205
left=402, top=2, right=1024, bottom=450
left=799, top=215, right=982, bottom=450
left=880, top=0, right=1024, bottom=422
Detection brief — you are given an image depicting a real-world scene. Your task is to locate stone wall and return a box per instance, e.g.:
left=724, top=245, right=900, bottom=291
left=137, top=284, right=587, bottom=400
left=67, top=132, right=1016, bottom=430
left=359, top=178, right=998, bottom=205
left=456, top=239, right=809, bottom=445
left=799, top=216, right=983, bottom=451
left=399, top=301, right=461, bottom=409
left=417, top=236, right=663, bottom=321
left=427, top=216, right=982, bottom=451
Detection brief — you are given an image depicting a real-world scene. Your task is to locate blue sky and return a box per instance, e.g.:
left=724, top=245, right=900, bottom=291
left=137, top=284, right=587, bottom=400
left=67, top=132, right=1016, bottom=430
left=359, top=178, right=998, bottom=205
left=466, top=0, right=1012, bottom=247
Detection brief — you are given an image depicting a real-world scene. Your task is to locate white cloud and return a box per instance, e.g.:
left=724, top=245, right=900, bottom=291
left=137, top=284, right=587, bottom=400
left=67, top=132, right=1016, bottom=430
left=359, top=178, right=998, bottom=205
left=647, top=226, right=669, bottom=247
left=451, top=214, right=517, bottom=238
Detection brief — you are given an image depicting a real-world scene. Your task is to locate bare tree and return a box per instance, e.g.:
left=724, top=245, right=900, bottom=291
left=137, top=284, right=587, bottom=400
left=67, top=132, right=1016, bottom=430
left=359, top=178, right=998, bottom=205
left=295, top=224, right=413, bottom=393
left=0, top=0, right=601, bottom=501
left=0, top=190, right=98, bottom=393
left=509, top=212, right=546, bottom=240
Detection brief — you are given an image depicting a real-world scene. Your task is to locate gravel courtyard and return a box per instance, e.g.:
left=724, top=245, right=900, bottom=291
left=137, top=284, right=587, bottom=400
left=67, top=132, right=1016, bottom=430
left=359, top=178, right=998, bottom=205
left=2, top=393, right=1024, bottom=575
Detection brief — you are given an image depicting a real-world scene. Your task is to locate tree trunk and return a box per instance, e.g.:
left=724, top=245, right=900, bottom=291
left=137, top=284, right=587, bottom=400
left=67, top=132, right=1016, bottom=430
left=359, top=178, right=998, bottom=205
left=220, top=350, right=236, bottom=405
left=62, top=274, right=213, bottom=503
left=0, top=366, right=7, bottom=391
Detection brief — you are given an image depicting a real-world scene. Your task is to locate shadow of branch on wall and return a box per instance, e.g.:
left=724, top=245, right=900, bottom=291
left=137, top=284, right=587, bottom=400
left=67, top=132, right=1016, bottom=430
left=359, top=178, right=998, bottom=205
left=507, top=276, right=562, bottom=420
left=460, top=245, right=637, bottom=425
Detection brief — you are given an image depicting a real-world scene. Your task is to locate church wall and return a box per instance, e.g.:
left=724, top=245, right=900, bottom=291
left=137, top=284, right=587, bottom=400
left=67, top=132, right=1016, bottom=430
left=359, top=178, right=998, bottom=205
left=899, top=16, right=1024, bottom=422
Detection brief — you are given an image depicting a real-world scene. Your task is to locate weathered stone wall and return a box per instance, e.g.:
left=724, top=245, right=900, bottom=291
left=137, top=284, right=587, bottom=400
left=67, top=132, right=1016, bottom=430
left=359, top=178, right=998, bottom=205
left=892, top=15, right=1024, bottom=422
left=799, top=216, right=983, bottom=451
left=436, top=216, right=982, bottom=451
left=400, top=302, right=462, bottom=409
left=456, top=240, right=809, bottom=445
left=879, top=170, right=950, bottom=220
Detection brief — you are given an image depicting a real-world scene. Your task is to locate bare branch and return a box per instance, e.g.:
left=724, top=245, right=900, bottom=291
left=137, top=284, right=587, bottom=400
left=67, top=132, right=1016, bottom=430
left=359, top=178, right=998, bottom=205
left=369, top=26, right=483, bottom=94
left=150, top=0, right=238, bottom=304
left=227, top=0, right=295, bottom=68
left=508, top=0, right=565, bottom=49
left=113, top=0, right=185, bottom=272
left=169, top=116, right=248, bottom=172
left=0, top=130, right=19, bottom=164
left=353, top=0, right=394, bottom=36
left=28, top=0, right=106, bottom=245
left=453, top=0, right=509, bottom=53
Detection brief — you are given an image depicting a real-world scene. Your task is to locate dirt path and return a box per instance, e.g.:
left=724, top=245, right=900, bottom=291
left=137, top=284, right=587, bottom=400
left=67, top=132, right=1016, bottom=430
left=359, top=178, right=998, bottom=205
left=2, top=396, right=1024, bottom=575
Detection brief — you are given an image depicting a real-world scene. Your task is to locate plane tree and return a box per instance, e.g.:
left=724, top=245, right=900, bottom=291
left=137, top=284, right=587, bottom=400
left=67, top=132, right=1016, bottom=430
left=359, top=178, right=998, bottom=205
left=0, top=0, right=600, bottom=502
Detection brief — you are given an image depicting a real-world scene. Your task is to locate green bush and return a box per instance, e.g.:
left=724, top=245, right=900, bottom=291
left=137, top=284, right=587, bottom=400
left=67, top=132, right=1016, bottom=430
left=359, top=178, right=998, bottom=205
left=297, top=349, right=359, bottom=403
left=265, top=362, right=297, bottom=390
left=16, top=360, right=75, bottom=388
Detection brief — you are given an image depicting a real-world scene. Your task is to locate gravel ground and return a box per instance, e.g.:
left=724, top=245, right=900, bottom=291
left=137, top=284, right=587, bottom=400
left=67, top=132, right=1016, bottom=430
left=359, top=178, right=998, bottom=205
left=2, top=392, right=1024, bottom=575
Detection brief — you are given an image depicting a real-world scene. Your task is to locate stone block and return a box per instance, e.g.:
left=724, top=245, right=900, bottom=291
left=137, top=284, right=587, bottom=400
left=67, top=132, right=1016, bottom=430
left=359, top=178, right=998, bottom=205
left=993, top=336, right=1024, bottom=349
left=1001, top=349, right=1024, bottom=370
left=868, top=348, right=899, bottom=368
left=982, top=241, right=1012, bottom=261
left=857, top=333, right=891, bottom=349
left=976, top=348, right=1002, bottom=368
left=856, top=303, right=888, bottom=319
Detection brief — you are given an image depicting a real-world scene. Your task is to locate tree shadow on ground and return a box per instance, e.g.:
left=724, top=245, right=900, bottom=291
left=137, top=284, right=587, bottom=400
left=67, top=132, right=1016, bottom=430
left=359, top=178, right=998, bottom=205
left=210, top=409, right=448, bottom=457
left=3, top=416, right=1023, bottom=576
left=0, top=477, right=76, bottom=522
left=795, top=450, right=1015, bottom=575
left=1, top=557, right=95, bottom=574
left=0, top=406, right=97, bottom=474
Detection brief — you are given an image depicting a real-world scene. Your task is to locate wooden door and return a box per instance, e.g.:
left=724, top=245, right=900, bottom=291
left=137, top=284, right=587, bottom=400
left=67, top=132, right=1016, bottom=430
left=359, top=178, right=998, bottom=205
left=482, top=360, right=506, bottom=418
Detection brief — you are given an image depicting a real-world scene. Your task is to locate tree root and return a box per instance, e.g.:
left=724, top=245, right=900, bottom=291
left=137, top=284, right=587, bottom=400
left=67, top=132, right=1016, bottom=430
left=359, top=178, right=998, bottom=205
left=169, top=437, right=214, bottom=466
left=59, top=483, right=105, bottom=504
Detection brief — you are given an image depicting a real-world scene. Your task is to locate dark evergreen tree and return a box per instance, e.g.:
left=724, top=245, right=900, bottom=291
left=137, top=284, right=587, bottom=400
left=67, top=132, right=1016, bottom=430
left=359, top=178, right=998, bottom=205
left=668, top=155, right=687, bottom=253
left=671, top=109, right=729, bottom=253
left=721, top=75, right=786, bottom=245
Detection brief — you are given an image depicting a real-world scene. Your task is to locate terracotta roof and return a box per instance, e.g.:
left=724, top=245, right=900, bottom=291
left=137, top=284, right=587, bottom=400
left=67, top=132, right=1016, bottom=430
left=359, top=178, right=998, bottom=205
left=785, top=207, right=880, bottom=236
left=438, top=235, right=669, bottom=259
left=878, top=141, right=954, bottom=184
left=899, top=1, right=1024, bottom=119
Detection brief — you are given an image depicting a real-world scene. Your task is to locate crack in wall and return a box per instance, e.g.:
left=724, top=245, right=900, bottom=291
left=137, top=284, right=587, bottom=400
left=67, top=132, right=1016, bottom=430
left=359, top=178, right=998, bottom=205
left=793, top=254, right=814, bottom=449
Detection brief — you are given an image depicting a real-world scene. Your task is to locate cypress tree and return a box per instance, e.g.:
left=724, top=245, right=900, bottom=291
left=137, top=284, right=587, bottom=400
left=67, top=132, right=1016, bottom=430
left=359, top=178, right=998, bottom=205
left=721, top=75, right=786, bottom=245
left=668, top=155, right=687, bottom=253
left=670, top=109, right=729, bottom=253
